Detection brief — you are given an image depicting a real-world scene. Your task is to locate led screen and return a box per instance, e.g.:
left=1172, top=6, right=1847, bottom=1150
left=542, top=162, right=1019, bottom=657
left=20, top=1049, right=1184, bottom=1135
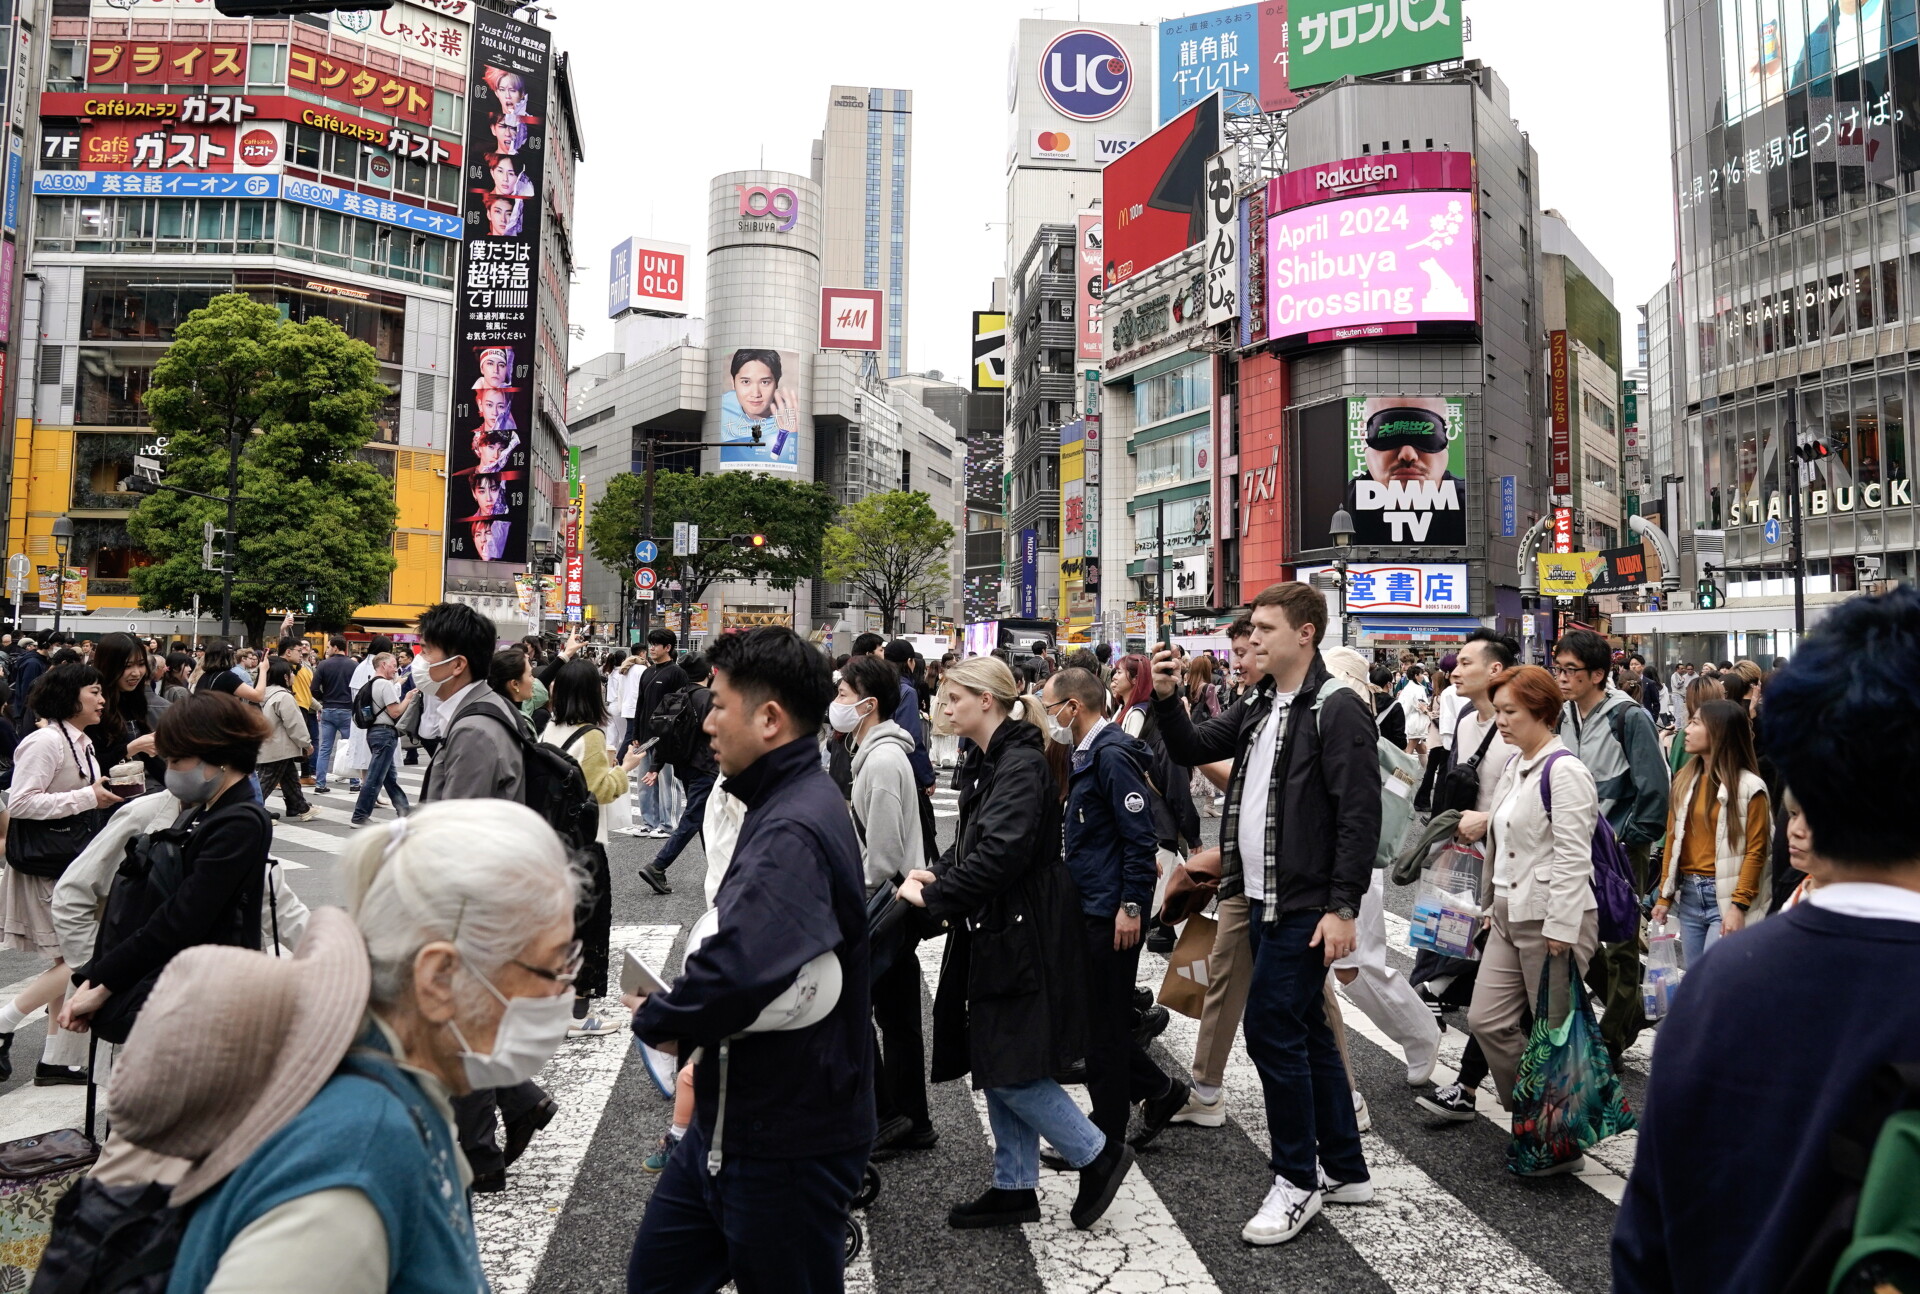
left=1264, top=189, right=1477, bottom=343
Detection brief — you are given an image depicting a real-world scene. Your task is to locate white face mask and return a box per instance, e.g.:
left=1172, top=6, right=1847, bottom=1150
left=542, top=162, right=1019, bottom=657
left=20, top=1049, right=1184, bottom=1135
left=447, top=969, right=573, bottom=1089
left=827, top=698, right=870, bottom=734
left=410, top=652, right=457, bottom=699
left=1046, top=713, right=1075, bottom=747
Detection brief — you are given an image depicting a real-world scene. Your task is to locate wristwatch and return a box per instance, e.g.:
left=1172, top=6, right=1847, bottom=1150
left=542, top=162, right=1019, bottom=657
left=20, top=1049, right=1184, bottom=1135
left=1121, top=902, right=1141, bottom=919
left=1327, top=905, right=1358, bottom=921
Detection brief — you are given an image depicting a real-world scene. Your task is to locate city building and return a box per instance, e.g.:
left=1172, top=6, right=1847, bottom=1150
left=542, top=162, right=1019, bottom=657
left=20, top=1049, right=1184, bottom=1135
left=5, top=0, right=579, bottom=640
left=1641, top=276, right=1682, bottom=528
left=1004, top=222, right=1075, bottom=621
left=1541, top=210, right=1625, bottom=551
left=963, top=290, right=1007, bottom=624
left=813, top=86, right=911, bottom=379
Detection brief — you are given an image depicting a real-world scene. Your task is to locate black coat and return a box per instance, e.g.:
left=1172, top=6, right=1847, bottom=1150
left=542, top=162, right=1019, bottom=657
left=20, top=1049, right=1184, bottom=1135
left=923, top=718, right=1088, bottom=1091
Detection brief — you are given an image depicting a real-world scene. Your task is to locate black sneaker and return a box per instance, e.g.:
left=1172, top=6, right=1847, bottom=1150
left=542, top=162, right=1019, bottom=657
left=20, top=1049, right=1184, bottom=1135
left=33, top=1063, right=87, bottom=1087
left=0, top=1033, right=13, bottom=1084
left=1071, top=1142, right=1136, bottom=1230
left=311, top=783, right=331, bottom=794
left=1130, top=1078, right=1190, bottom=1149
left=637, top=864, right=672, bottom=895
left=503, top=1095, right=557, bottom=1166
left=1131, top=986, right=1154, bottom=1013
left=1415, top=1083, right=1477, bottom=1122
left=947, top=1187, right=1039, bottom=1229
left=471, top=1169, right=507, bottom=1194
left=1145, top=925, right=1176, bottom=956
left=868, top=1114, right=914, bottom=1162
left=1132, top=1004, right=1170, bottom=1048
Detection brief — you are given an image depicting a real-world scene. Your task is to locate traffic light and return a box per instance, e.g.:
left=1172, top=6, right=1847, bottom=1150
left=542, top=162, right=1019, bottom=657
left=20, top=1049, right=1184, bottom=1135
left=730, top=532, right=767, bottom=549
left=1696, top=578, right=1722, bottom=609
left=1794, top=437, right=1832, bottom=463
left=302, top=587, right=318, bottom=616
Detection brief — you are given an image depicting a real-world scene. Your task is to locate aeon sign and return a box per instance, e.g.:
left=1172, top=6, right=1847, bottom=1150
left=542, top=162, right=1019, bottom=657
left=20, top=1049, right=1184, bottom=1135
left=1038, top=28, right=1132, bottom=122
left=736, top=185, right=798, bottom=233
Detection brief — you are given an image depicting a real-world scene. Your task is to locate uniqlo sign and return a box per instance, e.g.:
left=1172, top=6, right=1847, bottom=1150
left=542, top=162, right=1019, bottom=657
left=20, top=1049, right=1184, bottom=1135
left=820, top=287, right=884, bottom=351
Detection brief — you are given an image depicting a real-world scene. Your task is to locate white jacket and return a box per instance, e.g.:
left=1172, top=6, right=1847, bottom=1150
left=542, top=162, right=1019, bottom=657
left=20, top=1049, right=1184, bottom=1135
left=1658, top=765, right=1770, bottom=925
left=1485, top=737, right=1599, bottom=944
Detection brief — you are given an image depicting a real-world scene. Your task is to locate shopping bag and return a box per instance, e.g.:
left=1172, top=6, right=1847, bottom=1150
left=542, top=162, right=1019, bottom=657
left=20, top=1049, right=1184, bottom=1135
left=1156, top=912, right=1218, bottom=1020
left=1506, top=953, right=1636, bottom=1176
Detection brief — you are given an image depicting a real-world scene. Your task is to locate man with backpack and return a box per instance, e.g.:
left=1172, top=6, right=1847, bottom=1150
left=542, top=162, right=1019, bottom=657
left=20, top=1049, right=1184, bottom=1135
left=413, top=601, right=555, bottom=1192
left=1614, top=587, right=1920, bottom=1294
left=637, top=652, right=717, bottom=895
left=1554, top=628, right=1671, bottom=1063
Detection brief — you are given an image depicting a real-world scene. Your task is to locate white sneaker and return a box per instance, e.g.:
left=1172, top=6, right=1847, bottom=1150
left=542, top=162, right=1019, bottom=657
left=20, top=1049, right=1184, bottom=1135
left=649, top=825, right=672, bottom=838
left=568, top=1015, right=623, bottom=1038
left=1316, top=1164, right=1375, bottom=1205
left=1241, top=1175, right=1321, bottom=1245
left=1352, top=1090, right=1371, bottom=1133
left=1169, top=1087, right=1227, bottom=1127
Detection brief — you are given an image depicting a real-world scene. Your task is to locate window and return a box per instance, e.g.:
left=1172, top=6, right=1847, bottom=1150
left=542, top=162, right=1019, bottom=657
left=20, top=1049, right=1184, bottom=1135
left=82, top=271, right=234, bottom=341
left=46, top=41, right=84, bottom=93
left=76, top=349, right=159, bottom=427
left=1133, top=361, right=1211, bottom=427
left=1135, top=428, right=1208, bottom=490
left=249, top=44, right=288, bottom=89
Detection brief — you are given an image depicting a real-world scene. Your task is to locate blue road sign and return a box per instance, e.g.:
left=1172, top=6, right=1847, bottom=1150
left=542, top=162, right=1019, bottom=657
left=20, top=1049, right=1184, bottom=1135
left=634, top=539, right=659, bottom=563
left=1764, top=519, right=1780, bottom=545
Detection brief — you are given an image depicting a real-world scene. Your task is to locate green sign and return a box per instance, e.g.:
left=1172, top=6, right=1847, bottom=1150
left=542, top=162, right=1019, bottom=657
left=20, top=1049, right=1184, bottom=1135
left=566, top=445, right=581, bottom=497
left=1288, top=0, right=1465, bottom=91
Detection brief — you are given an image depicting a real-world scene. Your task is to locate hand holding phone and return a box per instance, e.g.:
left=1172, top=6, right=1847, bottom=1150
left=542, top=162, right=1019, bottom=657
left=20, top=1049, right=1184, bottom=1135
left=621, top=948, right=669, bottom=1000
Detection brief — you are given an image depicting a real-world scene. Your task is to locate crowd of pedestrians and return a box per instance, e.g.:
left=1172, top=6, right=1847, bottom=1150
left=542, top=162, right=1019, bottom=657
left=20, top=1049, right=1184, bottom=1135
left=0, top=581, right=1907, bottom=1294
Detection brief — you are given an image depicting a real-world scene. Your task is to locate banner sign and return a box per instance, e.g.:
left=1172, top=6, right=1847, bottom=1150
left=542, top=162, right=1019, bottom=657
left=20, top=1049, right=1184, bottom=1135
left=445, top=6, right=549, bottom=567
left=1297, top=562, right=1466, bottom=614
left=1551, top=504, right=1574, bottom=553
left=1019, top=528, right=1039, bottom=618
left=1590, top=542, right=1656, bottom=591
left=1499, top=474, right=1516, bottom=538
left=1273, top=150, right=1474, bottom=211
left=1537, top=551, right=1605, bottom=596
left=1549, top=329, right=1572, bottom=495
left=1076, top=211, right=1103, bottom=361
left=285, top=47, right=435, bottom=127
left=39, top=92, right=463, bottom=166
left=1241, top=188, right=1267, bottom=346
left=1202, top=148, right=1238, bottom=327
left=1286, top=0, right=1463, bottom=91
left=88, top=39, right=246, bottom=87
left=971, top=311, right=1007, bottom=391
left=32, top=169, right=463, bottom=237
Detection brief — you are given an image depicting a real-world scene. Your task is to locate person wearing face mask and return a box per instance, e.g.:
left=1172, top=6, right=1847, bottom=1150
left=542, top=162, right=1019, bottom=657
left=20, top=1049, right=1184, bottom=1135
left=835, top=653, right=935, bottom=1164
left=59, top=691, right=273, bottom=1045
left=82, top=800, right=578, bottom=1294
left=1040, top=666, right=1188, bottom=1157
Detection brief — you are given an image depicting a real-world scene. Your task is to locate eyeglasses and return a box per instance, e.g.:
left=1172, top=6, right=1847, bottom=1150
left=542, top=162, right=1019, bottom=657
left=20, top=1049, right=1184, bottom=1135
left=512, top=940, right=584, bottom=988
left=1041, top=697, right=1075, bottom=714
left=1551, top=664, right=1598, bottom=677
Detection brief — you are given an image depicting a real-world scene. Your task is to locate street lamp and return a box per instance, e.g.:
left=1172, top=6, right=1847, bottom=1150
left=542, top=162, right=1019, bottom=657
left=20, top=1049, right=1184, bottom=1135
left=1328, top=508, right=1355, bottom=650
left=49, top=517, right=74, bottom=638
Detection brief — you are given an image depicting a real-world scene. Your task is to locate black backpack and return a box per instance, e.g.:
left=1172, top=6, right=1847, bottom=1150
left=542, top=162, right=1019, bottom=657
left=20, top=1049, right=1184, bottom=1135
left=350, top=678, right=380, bottom=730
left=649, top=685, right=704, bottom=767
left=30, top=1180, right=184, bottom=1294
left=434, top=706, right=599, bottom=852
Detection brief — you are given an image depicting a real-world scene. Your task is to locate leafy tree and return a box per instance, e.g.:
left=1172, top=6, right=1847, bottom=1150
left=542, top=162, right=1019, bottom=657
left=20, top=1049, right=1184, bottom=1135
left=586, top=470, right=837, bottom=635
left=127, top=293, right=398, bottom=645
left=822, top=490, right=956, bottom=634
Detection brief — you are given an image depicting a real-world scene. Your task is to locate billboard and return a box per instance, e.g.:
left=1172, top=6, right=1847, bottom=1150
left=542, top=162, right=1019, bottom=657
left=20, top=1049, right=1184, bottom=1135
left=971, top=311, right=1007, bottom=391
left=1103, top=93, right=1221, bottom=289
left=1266, top=188, right=1477, bottom=346
left=445, top=7, right=550, bottom=568
left=717, top=348, right=802, bottom=472
left=1719, top=0, right=1889, bottom=124
left=1537, top=551, right=1606, bottom=596
left=59, top=121, right=284, bottom=173
left=1297, top=562, right=1466, bottom=614
left=1076, top=212, right=1104, bottom=361
left=1548, top=329, right=1572, bottom=495
left=1019, top=528, right=1039, bottom=618
left=1060, top=421, right=1089, bottom=636
left=1158, top=5, right=1300, bottom=123
left=1036, top=27, right=1135, bottom=122
left=820, top=287, right=885, bottom=351
left=608, top=237, right=689, bottom=317
left=1343, top=395, right=1466, bottom=547
left=1286, top=0, right=1464, bottom=91
left=1202, top=149, right=1238, bottom=327
left=40, top=92, right=462, bottom=166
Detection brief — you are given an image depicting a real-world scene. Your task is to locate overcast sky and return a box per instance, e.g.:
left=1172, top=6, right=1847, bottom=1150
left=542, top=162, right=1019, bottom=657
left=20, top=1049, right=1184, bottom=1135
left=545, top=0, right=1673, bottom=382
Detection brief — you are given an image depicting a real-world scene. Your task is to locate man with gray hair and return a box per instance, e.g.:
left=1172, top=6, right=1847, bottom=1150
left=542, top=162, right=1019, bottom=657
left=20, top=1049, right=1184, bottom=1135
left=350, top=652, right=410, bottom=828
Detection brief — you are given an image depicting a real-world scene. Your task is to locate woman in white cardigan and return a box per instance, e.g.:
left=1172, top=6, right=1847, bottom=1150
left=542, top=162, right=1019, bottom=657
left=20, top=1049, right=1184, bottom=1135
left=1650, top=699, right=1770, bottom=964
left=1459, top=664, right=1600, bottom=1170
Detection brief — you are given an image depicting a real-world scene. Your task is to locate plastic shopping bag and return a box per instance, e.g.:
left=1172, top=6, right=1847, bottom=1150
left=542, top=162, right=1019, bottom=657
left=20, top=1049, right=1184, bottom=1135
left=1409, top=844, right=1484, bottom=961
left=1506, top=953, right=1637, bottom=1176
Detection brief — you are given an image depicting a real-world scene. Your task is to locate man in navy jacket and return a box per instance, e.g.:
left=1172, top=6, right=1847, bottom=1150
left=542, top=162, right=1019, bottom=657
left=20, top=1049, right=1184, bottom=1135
left=1613, top=587, right=1920, bottom=1294
left=629, top=627, right=874, bottom=1294
left=1044, top=667, right=1188, bottom=1153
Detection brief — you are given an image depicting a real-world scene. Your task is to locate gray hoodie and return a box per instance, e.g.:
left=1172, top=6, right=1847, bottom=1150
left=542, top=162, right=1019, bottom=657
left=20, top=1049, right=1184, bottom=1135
left=849, top=719, right=922, bottom=892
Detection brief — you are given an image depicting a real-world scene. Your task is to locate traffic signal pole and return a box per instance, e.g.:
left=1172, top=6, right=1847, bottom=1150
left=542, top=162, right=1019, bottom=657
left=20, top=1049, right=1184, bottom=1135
left=1785, top=384, right=1806, bottom=636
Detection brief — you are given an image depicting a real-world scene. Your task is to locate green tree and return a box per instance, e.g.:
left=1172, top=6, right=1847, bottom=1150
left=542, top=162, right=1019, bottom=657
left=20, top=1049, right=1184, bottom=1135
left=587, top=470, right=837, bottom=635
left=822, top=490, right=956, bottom=634
left=127, top=293, right=399, bottom=645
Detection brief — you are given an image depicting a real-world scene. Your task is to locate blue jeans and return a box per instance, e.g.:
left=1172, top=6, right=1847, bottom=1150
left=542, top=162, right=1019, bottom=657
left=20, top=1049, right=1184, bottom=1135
left=1244, top=902, right=1368, bottom=1191
left=982, top=1078, right=1106, bottom=1191
left=654, top=770, right=715, bottom=871
left=314, top=706, right=353, bottom=786
left=627, top=1119, right=865, bottom=1294
left=352, top=726, right=409, bottom=824
left=638, top=755, right=679, bottom=830
left=1672, top=873, right=1722, bottom=967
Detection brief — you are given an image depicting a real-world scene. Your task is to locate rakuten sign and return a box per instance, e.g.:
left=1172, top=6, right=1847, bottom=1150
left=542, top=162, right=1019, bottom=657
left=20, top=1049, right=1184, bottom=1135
left=1265, top=189, right=1478, bottom=343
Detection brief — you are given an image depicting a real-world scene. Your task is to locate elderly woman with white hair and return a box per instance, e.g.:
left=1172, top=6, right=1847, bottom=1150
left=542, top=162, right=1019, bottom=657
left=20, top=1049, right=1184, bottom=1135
left=74, top=800, right=580, bottom=1294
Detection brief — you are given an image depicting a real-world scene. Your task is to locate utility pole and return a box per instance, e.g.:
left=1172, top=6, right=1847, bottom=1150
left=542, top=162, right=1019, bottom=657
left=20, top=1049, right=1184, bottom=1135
left=221, top=424, right=241, bottom=641
left=1155, top=497, right=1166, bottom=646
left=1782, top=381, right=1806, bottom=637
left=638, top=431, right=656, bottom=642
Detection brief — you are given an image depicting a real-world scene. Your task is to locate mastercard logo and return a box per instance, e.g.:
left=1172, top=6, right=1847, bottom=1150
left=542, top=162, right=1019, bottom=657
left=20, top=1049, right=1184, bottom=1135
left=1035, top=131, right=1074, bottom=153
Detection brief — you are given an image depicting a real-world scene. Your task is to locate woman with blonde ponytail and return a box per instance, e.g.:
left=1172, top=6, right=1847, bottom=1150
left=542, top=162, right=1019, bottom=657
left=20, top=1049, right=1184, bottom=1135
left=896, top=655, right=1135, bottom=1232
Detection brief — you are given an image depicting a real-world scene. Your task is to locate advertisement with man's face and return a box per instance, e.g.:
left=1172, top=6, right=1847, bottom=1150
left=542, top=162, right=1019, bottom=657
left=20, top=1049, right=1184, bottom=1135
left=718, top=347, right=802, bottom=472
left=445, top=7, right=549, bottom=567
left=1343, top=395, right=1466, bottom=547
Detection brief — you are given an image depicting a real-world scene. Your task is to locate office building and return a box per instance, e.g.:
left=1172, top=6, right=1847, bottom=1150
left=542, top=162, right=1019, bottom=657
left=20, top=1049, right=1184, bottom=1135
left=813, top=86, right=911, bottom=379
left=1541, top=210, right=1625, bottom=552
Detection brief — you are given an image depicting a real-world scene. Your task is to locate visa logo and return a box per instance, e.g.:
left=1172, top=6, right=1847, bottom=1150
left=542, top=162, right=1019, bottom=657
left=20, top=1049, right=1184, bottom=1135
left=1095, top=136, right=1137, bottom=160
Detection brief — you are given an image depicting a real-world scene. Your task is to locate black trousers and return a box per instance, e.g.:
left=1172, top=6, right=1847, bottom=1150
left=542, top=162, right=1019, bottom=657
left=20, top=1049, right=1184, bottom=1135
left=871, top=927, right=929, bottom=1129
left=453, top=1080, right=548, bottom=1177
left=1414, top=744, right=1449, bottom=810
left=1081, top=915, right=1172, bottom=1147
left=575, top=841, right=613, bottom=1001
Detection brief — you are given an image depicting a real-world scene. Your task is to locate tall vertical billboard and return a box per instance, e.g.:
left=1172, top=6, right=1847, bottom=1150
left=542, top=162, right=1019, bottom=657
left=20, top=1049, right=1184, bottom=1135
left=447, top=8, right=550, bottom=568
left=1158, top=5, right=1300, bottom=122
left=1548, top=329, right=1572, bottom=495
left=1076, top=212, right=1104, bottom=361
left=1102, top=93, right=1222, bottom=289
left=972, top=311, right=1008, bottom=391
left=1343, top=395, right=1466, bottom=547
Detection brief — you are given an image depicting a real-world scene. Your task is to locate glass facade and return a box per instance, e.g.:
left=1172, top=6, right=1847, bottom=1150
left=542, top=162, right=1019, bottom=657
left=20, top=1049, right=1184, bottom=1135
left=1133, top=360, right=1211, bottom=427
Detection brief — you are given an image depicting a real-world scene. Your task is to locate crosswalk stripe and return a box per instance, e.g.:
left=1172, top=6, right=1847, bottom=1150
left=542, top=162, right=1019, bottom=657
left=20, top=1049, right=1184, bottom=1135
left=1137, top=947, right=1582, bottom=1292
left=473, top=923, right=680, bottom=1294
left=913, top=937, right=1224, bottom=1293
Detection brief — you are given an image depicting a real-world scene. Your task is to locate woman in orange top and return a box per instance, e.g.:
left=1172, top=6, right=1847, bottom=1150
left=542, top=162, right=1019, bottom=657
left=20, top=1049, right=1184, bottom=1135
left=1651, top=700, right=1771, bottom=965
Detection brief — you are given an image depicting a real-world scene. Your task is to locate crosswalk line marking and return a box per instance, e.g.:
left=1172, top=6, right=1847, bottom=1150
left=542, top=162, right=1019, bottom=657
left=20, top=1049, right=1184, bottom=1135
left=1139, top=947, right=1582, bottom=1291
left=913, top=937, right=1224, bottom=1294
left=473, top=923, right=680, bottom=1294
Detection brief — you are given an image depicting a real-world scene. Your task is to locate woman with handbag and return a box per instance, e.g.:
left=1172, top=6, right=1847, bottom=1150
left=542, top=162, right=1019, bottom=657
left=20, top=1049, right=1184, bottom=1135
left=896, top=655, right=1133, bottom=1233
left=1, top=663, right=121, bottom=1083
left=1462, top=664, right=1601, bottom=1175
left=59, top=690, right=272, bottom=1045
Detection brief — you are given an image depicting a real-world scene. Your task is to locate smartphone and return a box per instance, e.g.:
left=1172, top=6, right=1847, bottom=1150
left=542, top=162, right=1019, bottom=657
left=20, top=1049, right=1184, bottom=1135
left=621, top=948, right=669, bottom=999
left=630, top=736, right=658, bottom=755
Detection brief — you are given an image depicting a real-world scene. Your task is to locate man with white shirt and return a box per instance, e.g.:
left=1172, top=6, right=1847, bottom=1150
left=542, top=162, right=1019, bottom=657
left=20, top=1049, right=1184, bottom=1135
left=1614, top=586, right=1920, bottom=1294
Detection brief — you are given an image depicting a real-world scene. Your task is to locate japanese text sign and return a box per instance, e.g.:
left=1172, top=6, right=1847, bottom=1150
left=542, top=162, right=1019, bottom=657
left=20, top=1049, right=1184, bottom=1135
left=1287, top=0, right=1462, bottom=90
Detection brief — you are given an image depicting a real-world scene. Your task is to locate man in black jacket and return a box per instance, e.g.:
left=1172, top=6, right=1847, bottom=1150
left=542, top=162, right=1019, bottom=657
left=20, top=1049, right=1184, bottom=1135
left=634, top=628, right=689, bottom=835
left=637, top=652, right=719, bottom=894
left=1151, top=581, right=1379, bottom=1247
left=629, top=627, right=873, bottom=1294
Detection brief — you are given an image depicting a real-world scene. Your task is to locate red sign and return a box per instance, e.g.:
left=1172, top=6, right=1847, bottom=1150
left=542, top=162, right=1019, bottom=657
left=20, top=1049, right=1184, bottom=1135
left=1256, top=2, right=1301, bottom=113
left=237, top=128, right=278, bottom=168
left=88, top=41, right=247, bottom=87
left=1102, top=94, right=1221, bottom=288
left=1549, top=329, right=1572, bottom=495
left=287, top=48, right=434, bottom=127
left=40, top=93, right=462, bottom=166
left=1272, top=151, right=1477, bottom=212
left=562, top=500, right=584, bottom=624
left=79, top=121, right=233, bottom=171
left=819, top=287, right=885, bottom=351
left=1552, top=506, right=1574, bottom=554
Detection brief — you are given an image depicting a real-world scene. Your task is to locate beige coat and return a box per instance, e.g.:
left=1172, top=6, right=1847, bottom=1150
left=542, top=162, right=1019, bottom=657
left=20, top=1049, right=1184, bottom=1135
left=1658, top=765, right=1770, bottom=925
left=1484, top=736, right=1599, bottom=945
left=258, top=687, right=312, bottom=764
